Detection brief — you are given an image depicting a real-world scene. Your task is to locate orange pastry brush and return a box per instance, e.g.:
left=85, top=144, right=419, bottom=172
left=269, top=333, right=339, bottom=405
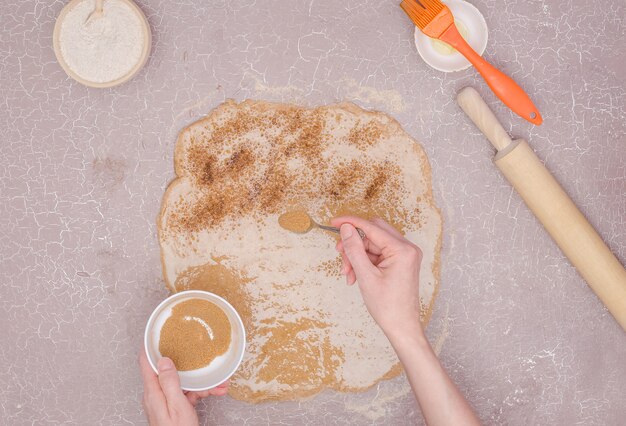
left=400, top=0, right=542, bottom=125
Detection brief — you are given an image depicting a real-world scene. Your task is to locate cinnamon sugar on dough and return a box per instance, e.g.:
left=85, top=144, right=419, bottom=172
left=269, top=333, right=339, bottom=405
left=157, top=100, right=442, bottom=403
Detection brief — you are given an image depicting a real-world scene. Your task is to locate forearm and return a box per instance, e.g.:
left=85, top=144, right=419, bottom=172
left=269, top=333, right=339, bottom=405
left=386, top=323, right=480, bottom=426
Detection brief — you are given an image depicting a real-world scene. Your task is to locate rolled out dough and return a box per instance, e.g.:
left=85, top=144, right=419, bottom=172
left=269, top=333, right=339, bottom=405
left=158, top=100, right=442, bottom=402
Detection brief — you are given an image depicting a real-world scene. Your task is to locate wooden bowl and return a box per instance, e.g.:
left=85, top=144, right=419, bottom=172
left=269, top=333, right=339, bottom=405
left=53, top=0, right=151, bottom=88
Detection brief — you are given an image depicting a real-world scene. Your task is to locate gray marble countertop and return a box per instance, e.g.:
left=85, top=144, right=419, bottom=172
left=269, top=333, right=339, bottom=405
left=1, top=0, right=624, bottom=424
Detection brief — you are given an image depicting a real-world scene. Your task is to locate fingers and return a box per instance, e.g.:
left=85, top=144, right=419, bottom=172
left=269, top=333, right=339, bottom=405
left=139, top=350, right=163, bottom=397
left=339, top=224, right=376, bottom=279
left=331, top=216, right=402, bottom=252
left=138, top=350, right=168, bottom=421
left=185, top=390, right=214, bottom=406
left=362, top=238, right=383, bottom=256
left=371, top=218, right=404, bottom=239
left=186, top=390, right=228, bottom=406
left=370, top=218, right=424, bottom=254
left=208, top=384, right=229, bottom=396
left=339, top=249, right=352, bottom=275
left=186, top=391, right=205, bottom=406
left=185, top=381, right=230, bottom=405
left=336, top=230, right=383, bottom=256
left=340, top=252, right=356, bottom=285
left=337, top=240, right=380, bottom=265
left=336, top=242, right=378, bottom=286
left=157, top=357, right=190, bottom=411
left=337, top=240, right=354, bottom=281
left=346, top=269, right=357, bottom=285
left=210, top=380, right=230, bottom=393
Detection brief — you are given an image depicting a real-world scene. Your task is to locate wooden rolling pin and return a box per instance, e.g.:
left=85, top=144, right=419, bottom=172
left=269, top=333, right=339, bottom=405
left=457, top=86, right=626, bottom=331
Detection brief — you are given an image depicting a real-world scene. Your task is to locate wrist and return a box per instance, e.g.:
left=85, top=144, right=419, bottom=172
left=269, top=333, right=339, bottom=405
left=386, top=324, right=432, bottom=365
left=383, top=318, right=426, bottom=348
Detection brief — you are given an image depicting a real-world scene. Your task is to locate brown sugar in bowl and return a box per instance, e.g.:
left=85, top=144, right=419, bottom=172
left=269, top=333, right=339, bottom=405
left=144, top=290, right=246, bottom=391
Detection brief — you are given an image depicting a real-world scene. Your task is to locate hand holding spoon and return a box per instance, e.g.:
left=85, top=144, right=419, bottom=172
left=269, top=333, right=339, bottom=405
left=278, top=211, right=365, bottom=238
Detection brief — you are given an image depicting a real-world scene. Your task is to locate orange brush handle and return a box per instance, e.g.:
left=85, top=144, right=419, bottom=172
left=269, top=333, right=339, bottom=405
left=440, top=24, right=542, bottom=125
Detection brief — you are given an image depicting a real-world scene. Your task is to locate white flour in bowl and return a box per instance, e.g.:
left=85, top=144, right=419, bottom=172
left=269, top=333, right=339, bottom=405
left=58, top=0, right=145, bottom=83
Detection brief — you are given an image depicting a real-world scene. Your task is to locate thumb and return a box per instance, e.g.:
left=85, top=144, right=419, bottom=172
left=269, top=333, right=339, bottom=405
left=157, top=357, right=188, bottom=407
left=340, top=224, right=374, bottom=278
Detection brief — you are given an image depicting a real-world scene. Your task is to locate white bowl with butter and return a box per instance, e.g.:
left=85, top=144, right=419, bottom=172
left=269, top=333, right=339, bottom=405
left=413, top=0, right=488, bottom=73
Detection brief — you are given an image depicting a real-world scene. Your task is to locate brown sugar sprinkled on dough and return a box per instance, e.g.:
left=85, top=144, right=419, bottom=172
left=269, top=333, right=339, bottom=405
left=254, top=318, right=344, bottom=385
left=257, top=165, right=291, bottom=211
left=158, top=100, right=443, bottom=402
left=225, top=147, right=253, bottom=171
left=165, top=104, right=408, bottom=235
left=365, top=167, right=389, bottom=200
left=174, top=261, right=253, bottom=331
left=159, top=299, right=232, bottom=371
left=278, top=211, right=312, bottom=233
left=318, top=256, right=343, bottom=278
left=187, top=145, right=217, bottom=185
left=347, top=119, right=384, bottom=149
left=325, top=159, right=362, bottom=200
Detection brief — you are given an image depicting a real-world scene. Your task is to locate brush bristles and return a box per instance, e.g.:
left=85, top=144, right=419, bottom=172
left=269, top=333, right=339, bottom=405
left=400, top=0, right=445, bottom=29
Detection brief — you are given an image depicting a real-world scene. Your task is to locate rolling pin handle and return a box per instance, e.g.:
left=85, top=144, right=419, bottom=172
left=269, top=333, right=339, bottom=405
left=457, top=87, right=513, bottom=151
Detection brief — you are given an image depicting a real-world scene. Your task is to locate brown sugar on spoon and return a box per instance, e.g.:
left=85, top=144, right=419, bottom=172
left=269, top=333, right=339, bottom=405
left=278, top=210, right=313, bottom=233
left=159, top=299, right=232, bottom=371
left=279, top=210, right=366, bottom=239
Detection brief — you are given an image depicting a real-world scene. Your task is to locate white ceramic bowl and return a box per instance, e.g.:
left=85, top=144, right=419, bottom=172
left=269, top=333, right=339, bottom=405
left=414, top=0, right=488, bottom=73
left=53, top=0, right=151, bottom=88
left=144, top=290, right=246, bottom=391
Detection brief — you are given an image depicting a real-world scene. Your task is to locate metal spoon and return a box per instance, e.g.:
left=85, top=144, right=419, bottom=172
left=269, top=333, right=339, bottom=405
left=85, top=0, right=104, bottom=25
left=278, top=211, right=366, bottom=239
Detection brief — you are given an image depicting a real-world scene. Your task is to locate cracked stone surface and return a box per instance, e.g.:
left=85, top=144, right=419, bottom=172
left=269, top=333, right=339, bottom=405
left=0, top=0, right=624, bottom=424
